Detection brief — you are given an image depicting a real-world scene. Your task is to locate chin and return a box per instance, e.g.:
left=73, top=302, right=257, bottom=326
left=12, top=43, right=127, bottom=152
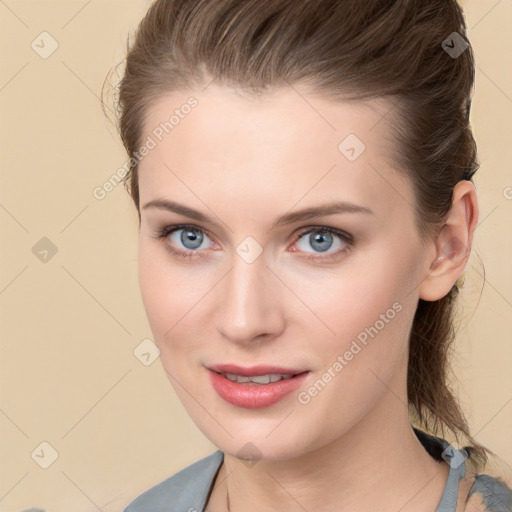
left=196, top=418, right=318, bottom=462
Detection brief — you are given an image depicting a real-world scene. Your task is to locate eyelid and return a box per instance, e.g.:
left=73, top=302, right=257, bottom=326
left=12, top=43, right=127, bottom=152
left=292, top=225, right=353, bottom=244
left=159, top=223, right=218, bottom=249
left=289, top=225, right=353, bottom=261
left=155, top=223, right=354, bottom=261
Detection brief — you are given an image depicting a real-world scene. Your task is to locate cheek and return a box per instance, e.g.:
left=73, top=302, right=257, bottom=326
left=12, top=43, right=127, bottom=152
left=138, top=243, right=186, bottom=344
left=290, top=255, right=413, bottom=349
left=290, top=263, right=416, bottom=433
left=137, top=241, right=216, bottom=357
left=288, top=249, right=421, bottom=414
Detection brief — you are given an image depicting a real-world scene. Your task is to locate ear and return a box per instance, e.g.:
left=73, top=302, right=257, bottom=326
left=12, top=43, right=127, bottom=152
left=418, top=180, right=479, bottom=302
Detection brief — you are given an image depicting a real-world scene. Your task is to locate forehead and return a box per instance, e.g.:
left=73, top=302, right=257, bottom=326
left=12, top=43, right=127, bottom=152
left=141, top=83, right=397, bottom=155
left=137, top=84, right=413, bottom=220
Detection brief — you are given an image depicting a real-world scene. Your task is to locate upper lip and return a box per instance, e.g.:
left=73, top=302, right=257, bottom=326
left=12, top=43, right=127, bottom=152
left=207, top=363, right=308, bottom=376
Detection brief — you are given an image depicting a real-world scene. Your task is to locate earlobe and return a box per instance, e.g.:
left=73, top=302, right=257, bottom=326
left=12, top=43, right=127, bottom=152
left=419, top=234, right=469, bottom=302
left=418, top=181, right=479, bottom=302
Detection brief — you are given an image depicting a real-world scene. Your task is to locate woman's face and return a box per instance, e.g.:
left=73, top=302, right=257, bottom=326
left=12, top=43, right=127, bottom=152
left=137, top=84, right=435, bottom=460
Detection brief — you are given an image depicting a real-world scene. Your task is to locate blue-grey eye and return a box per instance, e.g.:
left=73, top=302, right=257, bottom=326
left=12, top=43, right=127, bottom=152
left=296, top=229, right=347, bottom=254
left=174, top=228, right=207, bottom=250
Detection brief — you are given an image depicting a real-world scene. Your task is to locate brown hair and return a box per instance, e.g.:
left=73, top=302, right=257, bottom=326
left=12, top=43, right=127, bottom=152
left=106, top=0, right=489, bottom=466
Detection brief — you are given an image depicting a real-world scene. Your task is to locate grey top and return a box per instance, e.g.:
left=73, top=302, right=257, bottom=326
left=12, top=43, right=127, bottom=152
left=123, top=428, right=511, bottom=512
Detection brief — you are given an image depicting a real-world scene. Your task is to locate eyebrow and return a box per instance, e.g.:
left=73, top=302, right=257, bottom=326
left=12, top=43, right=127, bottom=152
left=142, top=199, right=375, bottom=230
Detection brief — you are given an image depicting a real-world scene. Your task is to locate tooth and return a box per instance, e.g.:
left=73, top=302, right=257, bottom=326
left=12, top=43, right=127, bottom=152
left=269, top=374, right=286, bottom=383
left=225, top=373, right=249, bottom=383
left=250, top=375, right=271, bottom=384
left=222, top=373, right=295, bottom=384
left=224, top=373, right=253, bottom=383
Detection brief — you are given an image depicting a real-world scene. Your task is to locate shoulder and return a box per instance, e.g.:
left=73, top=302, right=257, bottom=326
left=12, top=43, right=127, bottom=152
left=123, top=450, right=224, bottom=512
left=412, top=428, right=512, bottom=512
left=462, top=452, right=512, bottom=512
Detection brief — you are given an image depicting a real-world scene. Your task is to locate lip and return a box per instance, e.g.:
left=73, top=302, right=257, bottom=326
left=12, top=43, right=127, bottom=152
left=207, top=363, right=307, bottom=376
left=206, top=365, right=310, bottom=409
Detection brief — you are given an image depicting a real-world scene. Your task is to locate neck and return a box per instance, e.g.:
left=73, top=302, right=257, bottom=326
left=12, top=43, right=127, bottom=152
left=212, top=372, right=450, bottom=512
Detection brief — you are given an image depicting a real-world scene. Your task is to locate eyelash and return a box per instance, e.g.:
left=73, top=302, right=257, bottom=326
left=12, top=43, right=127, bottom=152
left=152, top=224, right=354, bottom=262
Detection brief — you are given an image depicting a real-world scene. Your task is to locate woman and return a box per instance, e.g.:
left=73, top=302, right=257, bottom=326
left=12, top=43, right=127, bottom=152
left=109, top=0, right=512, bottom=510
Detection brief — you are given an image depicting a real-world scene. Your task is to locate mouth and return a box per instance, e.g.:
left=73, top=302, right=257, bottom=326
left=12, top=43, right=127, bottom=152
left=206, top=364, right=310, bottom=408
left=217, top=372, right=301, bottom=384
left=207, top=363, right=308, bottom=377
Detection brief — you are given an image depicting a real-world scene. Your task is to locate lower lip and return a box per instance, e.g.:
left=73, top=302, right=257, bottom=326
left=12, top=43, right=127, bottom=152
left=208, top=370, right=310, bottom=409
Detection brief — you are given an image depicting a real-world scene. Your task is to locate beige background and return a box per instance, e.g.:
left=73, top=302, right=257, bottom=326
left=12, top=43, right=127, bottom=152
left=0, top=1, right=511, bottom=510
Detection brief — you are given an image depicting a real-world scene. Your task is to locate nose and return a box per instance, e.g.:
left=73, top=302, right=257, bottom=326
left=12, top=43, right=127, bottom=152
left=214, top=250, right=285, bottom=344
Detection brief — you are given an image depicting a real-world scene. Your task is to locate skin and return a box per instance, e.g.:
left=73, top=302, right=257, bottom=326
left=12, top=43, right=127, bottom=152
left=136, top=83, right=479, bottom=512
